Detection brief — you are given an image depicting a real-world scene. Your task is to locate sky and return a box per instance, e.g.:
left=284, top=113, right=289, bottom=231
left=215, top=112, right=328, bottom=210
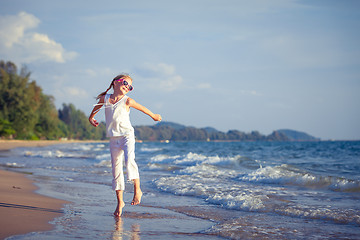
left=1, top=0, right=359, bottom=140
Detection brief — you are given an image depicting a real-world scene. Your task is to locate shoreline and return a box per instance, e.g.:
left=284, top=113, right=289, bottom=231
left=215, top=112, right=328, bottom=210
left=0, top=140, right=75, bottom=239
left=0, top=169, right=69, bottom=239
left=0, top=140, right=221, bottom=239
left=0, top=139, right=107, bottom=152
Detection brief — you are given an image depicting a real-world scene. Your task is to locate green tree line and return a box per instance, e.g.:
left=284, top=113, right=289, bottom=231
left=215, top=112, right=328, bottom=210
left=135, top=123, right=290, bottom=142
left=0, top=61, right=105, bottom=140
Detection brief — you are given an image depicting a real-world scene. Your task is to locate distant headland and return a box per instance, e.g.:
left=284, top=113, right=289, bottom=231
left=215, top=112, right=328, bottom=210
left=134, top=121, right=320, bottom=142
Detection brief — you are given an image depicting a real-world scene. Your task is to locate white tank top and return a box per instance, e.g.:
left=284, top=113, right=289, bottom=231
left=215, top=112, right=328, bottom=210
left=104, top=94, right=134, bottom=137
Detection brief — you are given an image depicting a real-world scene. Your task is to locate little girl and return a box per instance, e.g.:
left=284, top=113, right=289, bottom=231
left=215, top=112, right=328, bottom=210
left=89, top=74, right=162, bottom=217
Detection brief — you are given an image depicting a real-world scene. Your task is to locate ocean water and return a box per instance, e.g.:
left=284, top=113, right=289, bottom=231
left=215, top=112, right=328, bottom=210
left=1, top=141, right=360, bottom=239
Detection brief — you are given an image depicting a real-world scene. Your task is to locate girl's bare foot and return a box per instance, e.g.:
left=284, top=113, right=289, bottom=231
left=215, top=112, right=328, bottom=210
left=131, top=190, right=142, bottom=205
left=114, top=201, right=125, bottom=217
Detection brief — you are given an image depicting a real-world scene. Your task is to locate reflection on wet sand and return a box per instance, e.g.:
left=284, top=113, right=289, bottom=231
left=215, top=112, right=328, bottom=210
left=113, top=217, right=140, bottom=240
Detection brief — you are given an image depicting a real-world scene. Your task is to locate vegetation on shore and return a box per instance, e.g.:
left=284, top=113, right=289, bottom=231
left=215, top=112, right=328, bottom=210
left=1, top=60, right=318, bottom=141
left=134, top=122, right=319, bottom=142
left=0, top=60, right=105, bottom=140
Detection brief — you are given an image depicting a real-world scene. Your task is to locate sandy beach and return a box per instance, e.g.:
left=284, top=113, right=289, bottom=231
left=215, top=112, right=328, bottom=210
left=0, top=140, right=63, bottom=151
left=0, top=140, right=71, bottom=239
left=0, top=169, right=68, bottom=239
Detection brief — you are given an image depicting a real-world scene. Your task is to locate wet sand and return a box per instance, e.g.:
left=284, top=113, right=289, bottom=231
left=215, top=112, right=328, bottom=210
left=0, top=169, right=68, bottom=239
left=0, top=140, right=72, bottom=239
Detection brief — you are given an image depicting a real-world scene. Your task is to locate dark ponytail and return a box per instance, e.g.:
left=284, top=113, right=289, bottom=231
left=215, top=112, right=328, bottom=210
left=96, top=74, right=131, bottom=100
left=96, top=81, right=113, bottom=100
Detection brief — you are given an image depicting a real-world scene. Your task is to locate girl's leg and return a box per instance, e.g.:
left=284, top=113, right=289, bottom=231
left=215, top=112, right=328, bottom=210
left=110, top=138, right=126, bottom=191
left=131, top=178, right=142, bottom=205
left=114, top=190, right=125, bottom=217
left=122, top=134, right=142, bottom=205
left=110, top=137, right=126, bottom=216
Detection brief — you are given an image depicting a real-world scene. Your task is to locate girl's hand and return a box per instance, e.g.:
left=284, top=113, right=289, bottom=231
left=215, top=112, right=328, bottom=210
left=152, top=114, right=162, bottom=122
left=89, top=117, right=99, bottom=127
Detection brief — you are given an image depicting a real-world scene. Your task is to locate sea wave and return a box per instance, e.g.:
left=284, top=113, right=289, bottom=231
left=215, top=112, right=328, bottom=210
left=154, top=156, right=360, bottom=226
left=95, top=153, right=111, bottom=161
left=173, top=152, right=243, bottom=166
left=140, top=146, right=163, bottom=152
left=94, top=160, right=112, bottom=168
left=239, top=164, right=360, bottom=192
left=150, top=152, right=257, bottom=170
left=23, top=149, right=91, bottom=159
left=154, top=172, right=360, bottom=225
left=150, top=154, right=181, bottom=163
left=154, top=172, right=267, bottom=211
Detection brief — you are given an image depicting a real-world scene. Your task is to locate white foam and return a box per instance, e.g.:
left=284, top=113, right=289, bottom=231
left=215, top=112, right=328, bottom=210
left=171, top=152, right=243, bottom=167
left=140, top=146, right=163, bottom=152
left=173, top=152, right=206, bottom=165
left=147, top=163, right=163, bottom=170
left=95, top=144, right=106, bottom=148
left=95, top=160, right=112, bottom=168
left=154, top=172, right=267, bottom=211
left=274, top=205, right=360, bottom=225
left=239, top=164, right=360, bottom=192
left=154, top=172, right=360, bottom=225
left=181, top=164, right=239, bottom=179
left=95, top=153, right=111, bottom=161
left=146, top=163, right=180, bottom=171
left=6, top=162, right=25, bottom=168
left=22, top=149, right=91, bottom=159
left=150, top=154, right=180, bottom=163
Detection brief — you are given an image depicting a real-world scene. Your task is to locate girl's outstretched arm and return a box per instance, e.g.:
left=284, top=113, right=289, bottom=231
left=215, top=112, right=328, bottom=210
left=127, top=98, right=162, bottom=121
left=89, top=96, right=105, bottom=127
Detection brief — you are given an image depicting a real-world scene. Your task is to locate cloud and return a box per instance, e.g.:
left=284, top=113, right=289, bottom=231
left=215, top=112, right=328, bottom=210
left=239, top=90, right=263, bottom=96
left=136, top=63, right=213, bottom=91
left=136, top=62, right=184, bottom=92
left=65, top=87, right=88, bottom=98
left=0, top=12, right=39, bottom=48
left=0, top=11, right=77, bottom=64
left=81, top=67, right=113, bottom=78
left=53, top=86, right=89, bottom=105
left=196, top=83, right=212, bottom=89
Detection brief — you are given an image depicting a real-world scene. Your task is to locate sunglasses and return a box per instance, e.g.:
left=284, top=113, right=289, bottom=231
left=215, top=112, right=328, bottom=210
left=115, top=79, right=133, bottom=91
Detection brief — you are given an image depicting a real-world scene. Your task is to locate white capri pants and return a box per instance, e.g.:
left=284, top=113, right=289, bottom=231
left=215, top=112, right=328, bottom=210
left=109, top=134, right=139, bottom=191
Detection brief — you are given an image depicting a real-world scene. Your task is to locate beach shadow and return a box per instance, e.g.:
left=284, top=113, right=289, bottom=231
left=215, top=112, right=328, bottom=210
left=113, top=217, right=140, bottom=240
left=0, top=202, right=63, bottom=213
